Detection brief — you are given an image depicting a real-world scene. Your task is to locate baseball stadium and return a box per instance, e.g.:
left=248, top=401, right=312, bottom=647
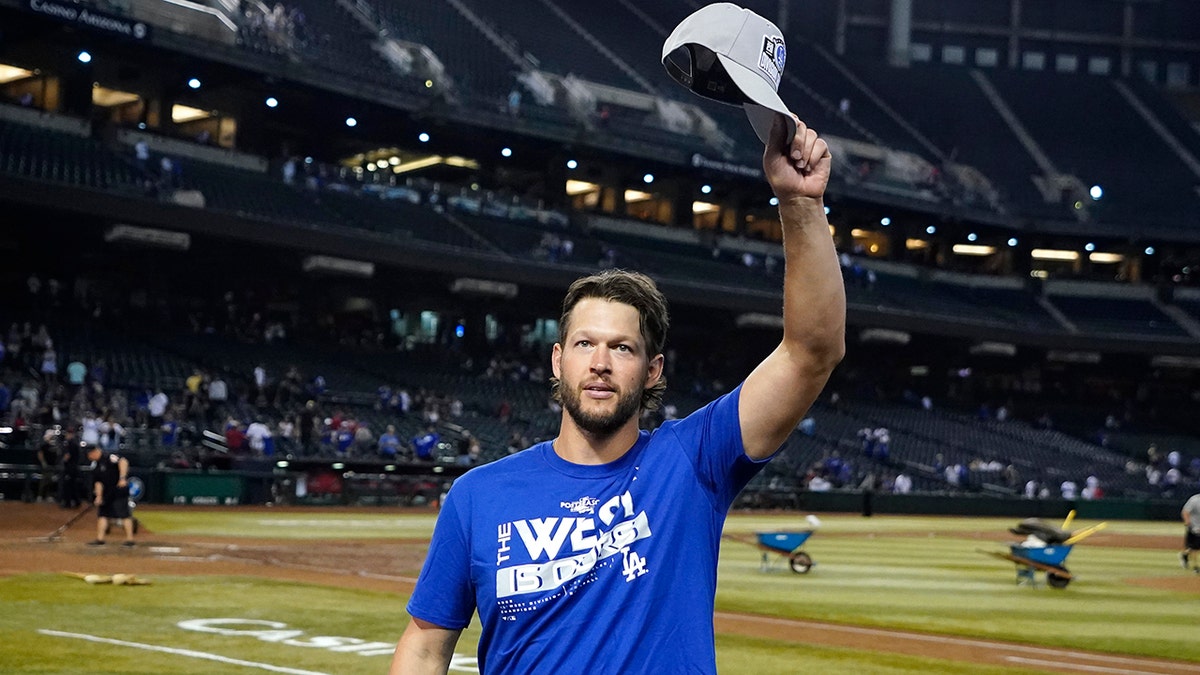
left=1, top=0, right=1199, bottom=673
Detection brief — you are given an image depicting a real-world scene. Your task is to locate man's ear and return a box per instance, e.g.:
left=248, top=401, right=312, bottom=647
left=646, top=353, right=664, bottom=388
left=551, top=343, right=563, bottom=379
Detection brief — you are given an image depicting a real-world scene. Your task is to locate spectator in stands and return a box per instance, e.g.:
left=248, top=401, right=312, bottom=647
left=36, top=429, right=58, bottom=502
left=335, top=421, right=355, bottom=457
left=393, top=113, right=844, bottom=673
left=893, top=471, right=912, bottom=494
left=39, top=346, right=57, bottom=386
left=161, top=413, right=180, bottom=448
left=353, top=423, right=374, bottom=455
left=412, top=425, right=439, bottom=462
left=134, top=139, right=150, bottom=173
left=148, top=387, right=169, bottom=429
left=506, top=87, right=522, bottom=117
left=282, top=157, right=297, bottom=185
left=66, top=358, right=86, bottom=393
left=273, top=416, right=294, bottom=454
left=98, top=413, right=125, bottom=451
left=1061, top=478, right=1079, bottom=500
left=224, top=419, right=247, bottom=454
left=379, top=425, right=401, bottom=460
left=80, top=410, right=101, bottom=447
left=57, top=428, right=82, bottom=508
left=1081, top=476, right=1103, bottom=500
left=246, top=419, right=273, bottom=456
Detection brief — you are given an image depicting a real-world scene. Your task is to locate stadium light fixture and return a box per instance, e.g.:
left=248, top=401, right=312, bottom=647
left=77, top=51, right=92, bottom=64
left=952, top=244, right=996, bottom=256
left=1031, top=249, right=1079, bottom=261
left=187, top=78, right=201, bottom=89
left=850, top=228, right=868, bottom=237
left=265, top=96, right=278, bottom=108
left=345, top=117, right=358, bottom=127
left=566, top=179, right=598, bottom=196
left=624, top=189, right=652, bottom=203
left=418, top=132, right=430, bottom=143
left=769, top=197, right=779, bottom=206
left=700, top=184, right=711, bottom=194
left=501, top=147, right=513, bottom=157
left=967, top=233, right=977, bottom=241
left=566, top=159, right=578, bottom=169
left=642, top=173, right=654, bottom=184
left=925, top=225, right=936, bottom=235
left=1089, top=252, right=1123, bottom=264
left=1084, top=242, right=1095, bottom=252
left=692, top=201, right=718, bottom=214
left=823, top=206, right=831, bottom=215
left=1007, top=237, right=1018, bottom=247
left=0, top=65, right=33, bottom=84
left=1145, top=246, right=1155, bottom=255
left=425, top=79, right=434, bottom=88
left=880, top=217, right=891, bottom=226
left=1090, top=185, right=1103, bottom=200
left=905, top=239, right=929, bottom=250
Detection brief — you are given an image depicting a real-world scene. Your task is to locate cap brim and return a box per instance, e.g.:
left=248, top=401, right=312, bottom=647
left=715, top=53, right=796, bottom=147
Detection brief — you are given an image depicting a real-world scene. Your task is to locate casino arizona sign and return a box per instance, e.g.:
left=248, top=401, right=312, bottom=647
left=26, top=0, right=150, bottom=40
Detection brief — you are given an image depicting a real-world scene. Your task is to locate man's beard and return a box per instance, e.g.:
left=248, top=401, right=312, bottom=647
left=561, top=380, right=642, bottom=438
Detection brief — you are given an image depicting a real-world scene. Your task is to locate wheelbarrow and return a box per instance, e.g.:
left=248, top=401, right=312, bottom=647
left=981, top=510, right=1107, bottom=589
left=725, top=530, right=816, bottom=574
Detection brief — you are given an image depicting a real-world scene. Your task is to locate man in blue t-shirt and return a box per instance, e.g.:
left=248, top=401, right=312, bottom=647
left=391, top=112, right=844, bottom=674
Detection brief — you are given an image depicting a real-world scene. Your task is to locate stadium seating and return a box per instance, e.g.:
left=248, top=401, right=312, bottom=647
left=1047, top=295, right=1188, bottom=338
left=987, top=70, right=1200, bottom=228
left=0, top=119, right=143, bottom=194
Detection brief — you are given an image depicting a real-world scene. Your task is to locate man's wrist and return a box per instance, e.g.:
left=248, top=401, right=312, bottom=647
left=778, top=197, right=828, bottom=227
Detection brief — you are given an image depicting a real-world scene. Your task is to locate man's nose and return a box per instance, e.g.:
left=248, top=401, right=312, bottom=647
left=590, top=349, right=612, bottom=373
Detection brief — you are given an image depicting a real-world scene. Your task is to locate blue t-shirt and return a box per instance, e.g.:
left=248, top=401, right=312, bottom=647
left=407, top=385, right=768, bottom=674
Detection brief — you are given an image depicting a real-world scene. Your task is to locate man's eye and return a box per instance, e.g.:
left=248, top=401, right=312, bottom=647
left=615, top=345, right=631, bottom=352
left=577, top=340, right=591, bottom=348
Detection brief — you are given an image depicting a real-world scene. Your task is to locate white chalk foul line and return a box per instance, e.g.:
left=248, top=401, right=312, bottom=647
left=715, top=613, right=1200, bottom=672
left=1005, top=655, right=1175, bottom=675
left=38, top=630, right=331, bottom=675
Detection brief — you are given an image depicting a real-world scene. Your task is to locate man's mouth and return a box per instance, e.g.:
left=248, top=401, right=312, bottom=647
left=583, top=382, right=615, bottom=399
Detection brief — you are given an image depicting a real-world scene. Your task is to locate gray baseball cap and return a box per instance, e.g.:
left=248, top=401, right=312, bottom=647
left=662, top=2, right=796, bottom=146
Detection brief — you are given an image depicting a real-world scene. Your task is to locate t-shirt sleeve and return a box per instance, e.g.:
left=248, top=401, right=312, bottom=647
left=406, top=487, right=476, bottom=630
left=667, top=383, right=771, bottom=510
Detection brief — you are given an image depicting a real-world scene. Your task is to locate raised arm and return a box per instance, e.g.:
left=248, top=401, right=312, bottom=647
left=389, top=617, right=462, bottom=675
left=739, top=114, right=846, bottom=460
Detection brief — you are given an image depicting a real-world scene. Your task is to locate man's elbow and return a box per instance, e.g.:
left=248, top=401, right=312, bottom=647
left=803, top=335, right=845, bottom=376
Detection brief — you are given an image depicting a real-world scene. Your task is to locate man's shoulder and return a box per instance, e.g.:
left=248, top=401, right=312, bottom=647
left=452, top=445, right=547, bottom=487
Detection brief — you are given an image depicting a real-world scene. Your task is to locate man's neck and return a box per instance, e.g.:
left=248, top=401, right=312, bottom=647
left=553, top=416, right=641, bottom=465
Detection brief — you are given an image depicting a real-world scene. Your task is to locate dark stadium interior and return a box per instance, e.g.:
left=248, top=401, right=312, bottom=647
left=1, top=0, right=1199, bottom=508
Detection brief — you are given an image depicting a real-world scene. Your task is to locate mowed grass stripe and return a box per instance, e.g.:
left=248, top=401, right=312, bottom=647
left=137, top=510, right=437, bottom=539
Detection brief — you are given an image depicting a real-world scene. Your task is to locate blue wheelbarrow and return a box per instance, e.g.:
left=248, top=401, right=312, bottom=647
left=981, top=510, right=1107, bottom=589
left=988, top=542, right=1074, bottom=589
left=725, top=530, right=815, bottom=574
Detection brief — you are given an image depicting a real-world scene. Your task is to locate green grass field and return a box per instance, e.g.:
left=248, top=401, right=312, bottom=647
left=2, top=510, right=1195, bottom=674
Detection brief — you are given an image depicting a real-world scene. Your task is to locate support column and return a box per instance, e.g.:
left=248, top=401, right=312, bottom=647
left=887, top=0, right=913, bottom=68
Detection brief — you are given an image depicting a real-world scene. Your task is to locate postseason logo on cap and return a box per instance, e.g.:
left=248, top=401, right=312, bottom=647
left=759, top=36, right=785, bottom=90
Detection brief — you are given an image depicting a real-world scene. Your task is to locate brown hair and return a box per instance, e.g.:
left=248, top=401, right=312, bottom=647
left=550, top=269, right=669, bottom=411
